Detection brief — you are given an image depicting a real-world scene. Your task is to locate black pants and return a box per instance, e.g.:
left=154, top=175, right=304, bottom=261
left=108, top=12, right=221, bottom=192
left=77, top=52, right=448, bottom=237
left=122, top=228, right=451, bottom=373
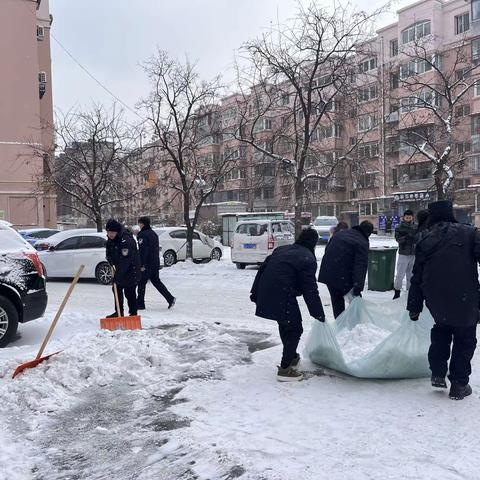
left=113, top=285, right=138, bottom=316
left=327, top=285, right=346, bottom=319
left=137, top=267, right=174, bottom=307
left=429, top=323, right=477, bottom=386
left=278, top=317, right=303, bottom=369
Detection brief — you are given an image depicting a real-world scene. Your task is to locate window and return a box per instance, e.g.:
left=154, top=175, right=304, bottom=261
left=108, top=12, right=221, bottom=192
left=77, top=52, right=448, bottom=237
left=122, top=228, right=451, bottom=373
left=236, top=223, right=268, bottom=236
left=358, top=85, right=378, bottom=103
left=473, top=115, right=480, bottom=135
left=473, top=0, right=480, bottom=21
left=475, top=81, right=480, bottom=97
left=455, top=178, right=470, bottom=190
left=400, top=90, right=440, bottom=113
left=472, top=39, right=480, bottom=64
left=317, top=74, right=332, bottom=87
left=358, top=115, right=378, bottom=132
left=37, top=25, right=45, bottom=40
left=254, top=164, right=275, bottom=177
left=390, top=39, right=399, bottom=57
left=398, top=162, right=431, bottom=181
left=56, top=237, right=80, bottom=251
left=387, top=136, right=400, bottom=154
left=455, top=13, right=470, bottom=35
left=282, top=185, right=291, bottom=198
left=169, top=230, right=187, bottom=239
left=79, top=236, right=106, bottom=249
left=358, top=143, right=379, bottom=158
left=358, top=57, right=377, bottom=73
left=359, top=202, right=378, bottom=216
left=357, top=173, right=377, bottom=189
left=471, top=155, right=480, bottom=174
left=456, top=141, right=472, bottom=154
left=401, top=21, right=431, bottom=44
left=281, top=222, right=295, bottom=234
left=253, top=118, right=272, bottom=132
left=455, top=104, right=470, bottom=117
left=281, top=94, right=290, bottom=106
left=263, top=187, right=274, bottom=199
left=390, top=72, right=400, bottom=89
left=224, top=168, right=246, bottom=181
left=400, top=58, right=434, bottom=79
left=456, top=67, right=471, bottom=81
left=192, top=232, right=201, bottom=240
left=38, top=72, right=47, bottom=83
left=319, top=124, right=342, bottom=139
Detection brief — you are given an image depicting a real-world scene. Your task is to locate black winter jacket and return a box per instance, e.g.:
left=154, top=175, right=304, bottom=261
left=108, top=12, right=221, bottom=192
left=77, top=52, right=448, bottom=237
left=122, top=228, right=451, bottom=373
left=137, top=225, right=160, bottom=269
left=250, top=244, right=324, bottom=323
left=395, top=221, right=417, bottom=256
left=318, top=226, right=369, bottom=295
left=106, top=229, right=141, bottom=288
left=408, top=222, right=480, bottom=327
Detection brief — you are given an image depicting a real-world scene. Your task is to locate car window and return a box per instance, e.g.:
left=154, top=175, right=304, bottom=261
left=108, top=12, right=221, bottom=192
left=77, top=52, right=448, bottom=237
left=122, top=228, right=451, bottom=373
left=192, top=232, right=201, bottom=240
left=271, top=222, right=282, bottom=234
left=169, top=230, right=187, bottom=239
left=31, top=230, right=58, bottom=239
left=79, top=236, right=106, bottom=249
left=0, top=229, right=27, bottom=250
left=281, top=222, right=295, bottom=234
left=314, top=218, right=337, bottom=226
left=236, top=223, right=268, bottom=236
left=56, top=237, right=80, bottom=251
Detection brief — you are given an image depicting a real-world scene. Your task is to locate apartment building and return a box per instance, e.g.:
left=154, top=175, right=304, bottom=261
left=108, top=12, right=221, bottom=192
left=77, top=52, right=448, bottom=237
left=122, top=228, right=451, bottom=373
left=0, top=0, right=55, bottom=228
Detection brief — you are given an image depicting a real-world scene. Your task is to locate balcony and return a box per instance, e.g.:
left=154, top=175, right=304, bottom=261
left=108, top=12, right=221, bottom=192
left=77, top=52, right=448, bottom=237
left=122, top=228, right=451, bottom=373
left=385, top=111, right=399, bottom=123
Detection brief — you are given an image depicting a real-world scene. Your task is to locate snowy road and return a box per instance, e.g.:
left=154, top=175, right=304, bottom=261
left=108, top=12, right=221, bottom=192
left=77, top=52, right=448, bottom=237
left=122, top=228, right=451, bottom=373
left=1, top=242, right=480, bottom=479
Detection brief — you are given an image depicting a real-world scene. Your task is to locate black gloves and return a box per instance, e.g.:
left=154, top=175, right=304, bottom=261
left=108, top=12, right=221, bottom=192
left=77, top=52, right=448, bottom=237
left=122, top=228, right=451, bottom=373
left=409, top=312, right=420, bottom=321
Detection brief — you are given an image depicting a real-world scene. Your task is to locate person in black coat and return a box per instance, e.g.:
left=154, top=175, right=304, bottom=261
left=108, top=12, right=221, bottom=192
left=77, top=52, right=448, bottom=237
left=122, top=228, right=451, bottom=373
left=250, top=228, right=325, bottom=382
left=318, top=221, right=374, bottom=318
left=408, top=200, right=480, bottom=400
left=105, top=219, right=141, bottom=317
left=136, top=216, right=176, bottom=310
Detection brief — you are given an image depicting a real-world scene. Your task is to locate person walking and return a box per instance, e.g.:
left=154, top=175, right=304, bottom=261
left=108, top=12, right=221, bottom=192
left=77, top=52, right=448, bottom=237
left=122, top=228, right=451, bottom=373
left=136, top=216, right=176, bottom=310
left=393, top=210, right=417, bottom=299
left=318, top=221, right=374, bottom=319
left=105, top=219, right=141, bottom=317
left=250, top=229, right=325, bottom=382
left=408, top=200, right=480, bottom=400
left=330, top=221, right=349, bottom=238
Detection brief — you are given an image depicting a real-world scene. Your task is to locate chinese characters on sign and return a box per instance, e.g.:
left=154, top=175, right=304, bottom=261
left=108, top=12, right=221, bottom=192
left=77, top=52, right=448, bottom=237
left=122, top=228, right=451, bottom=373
left=393, top=192, right=431, bottom=202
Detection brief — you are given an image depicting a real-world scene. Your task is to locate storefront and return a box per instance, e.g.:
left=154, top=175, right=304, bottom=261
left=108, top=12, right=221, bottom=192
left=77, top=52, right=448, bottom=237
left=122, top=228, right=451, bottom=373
left=392, top=190, right=434, bottom=215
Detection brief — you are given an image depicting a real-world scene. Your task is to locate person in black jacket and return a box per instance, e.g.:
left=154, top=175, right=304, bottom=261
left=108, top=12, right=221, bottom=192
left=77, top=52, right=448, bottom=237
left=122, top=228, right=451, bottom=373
left=136, top=216, right=175, bottom=310
left=105, top=219, right=141, bottom=317
left=250, top=228, right=325, bottom=382
left=408, top=200, right=480, bottom=400
left=318, top=220, right=374, bottom=319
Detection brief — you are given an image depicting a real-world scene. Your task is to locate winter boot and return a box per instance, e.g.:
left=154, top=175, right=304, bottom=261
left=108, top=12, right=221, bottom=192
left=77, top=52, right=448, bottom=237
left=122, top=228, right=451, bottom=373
left=106, top=312, right=120, bottom=318
left=277, top=366, right=303, bottom=382
left=168, top=298, right=176, bottom=309
left=393, top=289, right=401, bottom=300
left=290, top=353, right=301, bottom=369
left=449, top=382, right=472, bottom=400
left=431, top=376, right=447, bottom=389
left=137, top=304, right=146, bottom=311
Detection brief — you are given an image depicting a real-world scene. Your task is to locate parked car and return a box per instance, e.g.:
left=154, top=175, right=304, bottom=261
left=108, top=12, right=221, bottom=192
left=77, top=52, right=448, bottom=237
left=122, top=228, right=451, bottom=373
left=312, top=216, right=338, bottom=244
left=37, top=229, right=113, bottom=285
left=0, top=223, right=48, bottom=347
left=19, top=228, right=60, bottom=247
left=231, top=220, right=295, bottom=269
left=153, top=227, right=223, bottom=267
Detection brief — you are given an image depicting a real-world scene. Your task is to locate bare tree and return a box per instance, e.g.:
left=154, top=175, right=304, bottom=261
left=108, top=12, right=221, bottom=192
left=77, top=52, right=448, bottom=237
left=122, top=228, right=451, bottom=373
left=392, top=34, right=480, bottom=199
left=33, top=105, right=145, bottom=231
left=141, top=50, right=238, bottom=258
left=231, top=1, right=386, bottom=233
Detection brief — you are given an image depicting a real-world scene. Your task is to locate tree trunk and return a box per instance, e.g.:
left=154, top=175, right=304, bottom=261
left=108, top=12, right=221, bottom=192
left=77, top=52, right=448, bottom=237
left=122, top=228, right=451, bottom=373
left=183, top=192, right=193, bottom=259
left=95, top=215, right=103, bottom=232
left=434, top=168, right=445, bottom=201
left=294, top=178, right=304, bottom=237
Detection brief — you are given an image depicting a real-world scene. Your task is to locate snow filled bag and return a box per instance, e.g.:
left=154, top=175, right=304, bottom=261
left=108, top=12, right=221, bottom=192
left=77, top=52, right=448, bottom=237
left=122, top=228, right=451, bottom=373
left=305, top=297, right=434, bottom=379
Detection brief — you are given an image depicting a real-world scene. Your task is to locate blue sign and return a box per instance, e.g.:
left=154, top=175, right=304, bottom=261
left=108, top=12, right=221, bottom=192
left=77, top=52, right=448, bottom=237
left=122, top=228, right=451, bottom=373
left=391, top=215, right=400, bottom=230
left=378, top=215, right=387, bottom=230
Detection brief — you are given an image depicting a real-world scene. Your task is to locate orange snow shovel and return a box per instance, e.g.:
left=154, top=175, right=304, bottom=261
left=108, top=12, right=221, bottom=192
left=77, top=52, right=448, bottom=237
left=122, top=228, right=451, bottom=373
left=12, top=264, right=85, bottom=379
left=99, top=267, right=142, bottom=331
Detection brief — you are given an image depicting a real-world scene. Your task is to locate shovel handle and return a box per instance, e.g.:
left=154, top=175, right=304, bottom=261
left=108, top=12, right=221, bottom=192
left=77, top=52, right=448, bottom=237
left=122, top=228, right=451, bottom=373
left=111, top=266, right=122, bottom=317
left=36, top=264, right=85, bottom=360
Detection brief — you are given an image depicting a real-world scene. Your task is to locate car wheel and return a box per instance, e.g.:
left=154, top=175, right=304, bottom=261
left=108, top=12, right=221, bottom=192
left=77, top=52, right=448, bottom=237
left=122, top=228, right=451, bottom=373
left=95, top=262, right=113, bottom=285
left=211, top=248, right=222, bottom=261
left=0, top=295, right=19, bottom=348
left=163, top=250, right=177, bottom=267
left=236, top=263, right=246, bottom=270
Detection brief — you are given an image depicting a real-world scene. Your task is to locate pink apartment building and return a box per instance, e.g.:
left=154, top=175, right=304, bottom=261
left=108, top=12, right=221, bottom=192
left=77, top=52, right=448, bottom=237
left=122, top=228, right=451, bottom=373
left=0, top=0, right=55, bottom=228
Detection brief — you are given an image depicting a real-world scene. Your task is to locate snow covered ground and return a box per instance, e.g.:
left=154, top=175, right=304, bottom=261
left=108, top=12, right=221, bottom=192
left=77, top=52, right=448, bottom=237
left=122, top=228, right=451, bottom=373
left=1, top=239, right=479, bottom=480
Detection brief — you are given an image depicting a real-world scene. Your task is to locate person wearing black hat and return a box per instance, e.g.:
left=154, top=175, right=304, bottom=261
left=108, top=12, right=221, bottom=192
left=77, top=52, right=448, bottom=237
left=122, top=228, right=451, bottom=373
left=408, top=200, right=480, bottom=400
left=105, top=218, right=141, bottom=317
left=393, top=209, right=417, bottom=299
left=318, top=220, right=374, bottom=318
left=250, top=228, right=325, bottom=382
left=136, top=216, right=175, bottom=310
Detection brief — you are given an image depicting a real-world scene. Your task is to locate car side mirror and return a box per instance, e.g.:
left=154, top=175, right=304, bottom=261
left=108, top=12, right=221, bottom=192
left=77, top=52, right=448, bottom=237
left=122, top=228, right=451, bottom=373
left=48, top=245, right=55, bottom=252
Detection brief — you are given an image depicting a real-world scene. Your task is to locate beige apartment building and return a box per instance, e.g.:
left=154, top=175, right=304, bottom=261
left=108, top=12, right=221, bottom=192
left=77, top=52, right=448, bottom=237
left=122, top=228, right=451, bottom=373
left=0, top=0, right=55, bottom=228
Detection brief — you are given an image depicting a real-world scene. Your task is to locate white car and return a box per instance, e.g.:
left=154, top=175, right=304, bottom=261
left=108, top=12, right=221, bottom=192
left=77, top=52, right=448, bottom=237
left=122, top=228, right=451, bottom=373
left=153, top=227, right=223, bottom=267
left=37, top=229, right=113, bottom=285
left=312, top=216, right=338, bottom=244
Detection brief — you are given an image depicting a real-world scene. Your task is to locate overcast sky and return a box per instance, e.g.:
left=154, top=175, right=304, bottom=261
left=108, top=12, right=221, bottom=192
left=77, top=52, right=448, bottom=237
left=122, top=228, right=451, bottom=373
left=49, top=0, right=411, bottom=121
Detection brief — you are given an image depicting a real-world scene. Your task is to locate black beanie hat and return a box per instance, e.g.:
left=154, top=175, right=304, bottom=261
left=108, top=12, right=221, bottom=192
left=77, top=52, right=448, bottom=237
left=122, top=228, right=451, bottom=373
left=359, top=220, right=374, bottom=238
left=105, top=218, right=123, bottom=233
left=416, top=209, right=429, bottom=226
left=428, top=200, right=456, bottom=224
left=404, top=209, right=414, bottom=216
left=296, top=228, right=319, bottom=253
left=138, top=216, right=151, bottom=228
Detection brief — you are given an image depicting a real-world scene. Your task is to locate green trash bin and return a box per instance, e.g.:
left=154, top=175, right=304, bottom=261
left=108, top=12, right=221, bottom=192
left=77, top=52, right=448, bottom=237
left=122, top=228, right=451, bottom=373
left=368, top=247, right=398, bottom=292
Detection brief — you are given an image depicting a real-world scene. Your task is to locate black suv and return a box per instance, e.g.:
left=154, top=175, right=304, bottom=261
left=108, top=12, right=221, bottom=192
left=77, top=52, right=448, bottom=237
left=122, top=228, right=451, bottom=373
left=0, top=224, right=48, bottom=347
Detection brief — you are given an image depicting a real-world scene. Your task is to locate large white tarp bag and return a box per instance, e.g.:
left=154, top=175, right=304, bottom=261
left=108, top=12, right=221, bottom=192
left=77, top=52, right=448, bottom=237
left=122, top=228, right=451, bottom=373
left=305, top=297, right=434, bottom=379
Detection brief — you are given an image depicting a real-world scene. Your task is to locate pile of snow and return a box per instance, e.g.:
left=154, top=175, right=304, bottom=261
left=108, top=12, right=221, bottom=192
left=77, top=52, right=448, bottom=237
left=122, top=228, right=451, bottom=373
left=336, top=323, right=390, bottom=363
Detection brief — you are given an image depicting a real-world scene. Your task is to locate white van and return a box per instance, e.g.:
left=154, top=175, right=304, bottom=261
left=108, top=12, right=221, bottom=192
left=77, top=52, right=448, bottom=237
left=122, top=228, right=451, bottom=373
left=231, top=220, right=295, bottom=269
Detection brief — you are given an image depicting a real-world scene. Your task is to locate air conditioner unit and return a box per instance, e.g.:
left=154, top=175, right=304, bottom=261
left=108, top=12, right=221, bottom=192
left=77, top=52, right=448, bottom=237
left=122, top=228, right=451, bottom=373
left=37, top=25, right=45, bottom=40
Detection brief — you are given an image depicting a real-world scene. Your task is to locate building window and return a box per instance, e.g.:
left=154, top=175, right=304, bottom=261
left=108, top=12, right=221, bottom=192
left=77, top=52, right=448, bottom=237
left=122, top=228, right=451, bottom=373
left=473, top=39, right=480, bottom=63
left=253, top=118, right=272, bottom=132
left=455, top=13, right=470, bottom=34
left=455, top=104, right=471, bottom=117
left=38, top=72, right=47, bottom=83
left=358, top=115, right=378, bottom=132
left=473, top=0, right=480, bottom=21
left=401, top=20, right=431, bottom=44
left=456, top=141, right=471, bottom=154
left=390, top=71, right=400, bottom=89
left=358, top=84, right=378, bottom=103
left=358, top=143, right=379, bottom=159
left=475, top=81, right=480, bottom=97
left=398, top=162, right=431, bottom=181
left=357, top=173, right=377, bottom=189
left=37, top=25, right=45, bottom=40
left=390, top=39, right=399, bottom=57
left=281, top=94, right=289, bottom=106
left=400, top=58, right=435, bottom=79
left=455, top=178, right=470, bottom=190
left=472, top=115, right=480, bottom=135
left=359, top=202, right=378, bottom=216
left=317, top=74, right=332, bottom=87
left=471, top=155, right=480, bottom=174
left=358, top=57, right=377, bottom=73
left=455, top=67, right=471, bottom=81
left=319, top=124, right=342, bottom=139
left=400, top=91, right=440, bottom=113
